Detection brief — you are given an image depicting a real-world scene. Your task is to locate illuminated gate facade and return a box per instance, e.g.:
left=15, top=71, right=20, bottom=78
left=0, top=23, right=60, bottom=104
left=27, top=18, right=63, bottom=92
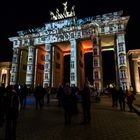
left=9, top=4, right=130, bottom=91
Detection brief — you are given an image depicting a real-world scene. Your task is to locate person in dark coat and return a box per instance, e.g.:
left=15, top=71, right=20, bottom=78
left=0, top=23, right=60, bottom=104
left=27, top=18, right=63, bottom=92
left=111, top=87, right=118, bottom=107
left=126, top=88, right=135, bottom=112
left=0, top=84, right=6, bottom=128
left=20, top=83, right=28, bottom=109
left=34, top=84, right=45, bottom=109
left=62, top=83, right=73, bottom=125
left=5, top=85, right=20, bottom=140
left=118, top=87, right=126, bottom=111
left=81, top=82, right=91, bottom=124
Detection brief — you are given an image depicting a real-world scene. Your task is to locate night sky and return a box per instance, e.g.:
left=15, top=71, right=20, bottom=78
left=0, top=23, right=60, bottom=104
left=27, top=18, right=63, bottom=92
left=0, top=0, right=139, bottom=62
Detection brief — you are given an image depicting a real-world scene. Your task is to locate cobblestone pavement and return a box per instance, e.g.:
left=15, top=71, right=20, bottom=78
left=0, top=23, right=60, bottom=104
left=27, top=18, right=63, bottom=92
left=1, top=95, right=140, bottom=140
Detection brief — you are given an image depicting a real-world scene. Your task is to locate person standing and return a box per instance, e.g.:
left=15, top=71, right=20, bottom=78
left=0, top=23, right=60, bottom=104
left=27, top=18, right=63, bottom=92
left=57, top=85, right=63, bottom=107
left=111, top=86, right=118, bottom=107
left=0, top=84, right=6, bottom=128
left=5, top=85, right=20, bottom=140
left=34, top=84, right=45, bottom=109
left=118, top=87, right=126, bottom=111
left=21, top=83, right=28, bottom=109
left=81, top=82, right=91, bottom=124
left=126, top=88, right=135, bottom=112
left=62, top=83, right=73, bottom=125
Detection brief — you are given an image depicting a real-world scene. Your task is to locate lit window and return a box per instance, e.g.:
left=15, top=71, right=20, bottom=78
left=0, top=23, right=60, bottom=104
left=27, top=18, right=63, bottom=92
left=71, top=73, right=75, bottom=81
left=45, top=63, right=49, bottom=69
left=28, top=66, right=32, bottom=71
left=122, top=70, right=126, bottom=78
left=118, top=43, right=124, bottom=52
left=94, top=59, right=98, bottom=67
left=28, top=57, right=33, bottom=63
left=120, top=56, right=125, bottom=64
left=71, top=50, right=74, bottom=57
left=71, top=61, right=74, bottom=68
left=46, top=54, right=50, bottom=60
left=120, top=70, right=126, bottom=79
left=45, top=73, right=49, bottom=79
left=29, top=47, right=34, bottom=53
left=11, top=75, right=14, bottom=82
left=14, top=40, right=18, bottom=45
left=12, top=66, right=16, bottom=73
left=26, top=76, right=32, bottom=81
left=46, top=45, right=50, bottom=51
left=14, top=49, right=18, bottom=54
left=13, top=56, right=17, bottom=62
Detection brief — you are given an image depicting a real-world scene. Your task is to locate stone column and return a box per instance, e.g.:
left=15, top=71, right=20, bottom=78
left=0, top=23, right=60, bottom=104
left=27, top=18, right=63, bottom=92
left=133, top=60, right=140, bottom=93
left=10, top=47, right=20, bottom=85
left=116, top=34, right=129, bottom=90
left=6, top=67, right=11, bottom=87
left=33, top=48, right=38, bottom=87
left=43, top=43, right=52, bottom=87
left=25, top=46, right=35, bottom=87
left=92, top=36, right=102, bottom=92
left=70, top=39, right=77, bottom=87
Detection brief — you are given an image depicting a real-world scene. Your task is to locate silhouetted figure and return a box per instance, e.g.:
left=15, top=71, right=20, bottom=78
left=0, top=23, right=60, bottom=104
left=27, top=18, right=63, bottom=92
left=0, top=84, right=6, bottom=128
left=44, top=85, right=50, bottom=105
left=34, top=84, right=45, bottom=109
left=81, top=82, right=91, bottom=124
left=111, top=87, right=118, bottom=107
left=126, top=88, right=135, bottom=112
left=118, top=87, right=126, bottom=111
left=57, top=85, right=64, bottom=107
left=62, top=83, right=73, bottom=125
left=21, top=84, right=28, bottom=109
left=5, top=85, right=20, bottom=140
left=71, top=86, right=79, bottom=115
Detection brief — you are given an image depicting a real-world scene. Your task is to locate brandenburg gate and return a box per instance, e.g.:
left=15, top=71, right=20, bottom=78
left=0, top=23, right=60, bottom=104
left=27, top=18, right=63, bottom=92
left=9, top=2, right=130, bottom=91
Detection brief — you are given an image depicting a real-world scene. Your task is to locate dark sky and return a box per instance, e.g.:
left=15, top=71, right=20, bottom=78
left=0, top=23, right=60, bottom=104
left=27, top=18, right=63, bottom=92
left=0, top=0, right=139, bottom=61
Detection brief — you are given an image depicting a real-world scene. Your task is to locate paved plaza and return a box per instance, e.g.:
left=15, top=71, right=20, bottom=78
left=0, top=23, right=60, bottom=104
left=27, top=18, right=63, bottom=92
left=1, top=95, right=140, bottom=140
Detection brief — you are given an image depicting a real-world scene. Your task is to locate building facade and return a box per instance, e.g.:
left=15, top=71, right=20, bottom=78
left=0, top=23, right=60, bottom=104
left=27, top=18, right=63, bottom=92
left=8, top=4, right=130, bottom=91
left=127, top=50, right=140, bottom=93
left=0, top=62, right=11, bottom=87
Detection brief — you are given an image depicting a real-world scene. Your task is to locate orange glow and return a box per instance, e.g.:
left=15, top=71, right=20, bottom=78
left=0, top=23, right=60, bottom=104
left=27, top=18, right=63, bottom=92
left=81, top=40, right=93, bottom=53
left=63, top=51, right=70, bottom=56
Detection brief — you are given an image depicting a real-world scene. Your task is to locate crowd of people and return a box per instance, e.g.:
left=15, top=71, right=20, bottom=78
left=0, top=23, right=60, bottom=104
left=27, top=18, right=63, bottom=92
left=0, top=81, right=137, bottom=139
left=109, top=85, right=136, bottom=112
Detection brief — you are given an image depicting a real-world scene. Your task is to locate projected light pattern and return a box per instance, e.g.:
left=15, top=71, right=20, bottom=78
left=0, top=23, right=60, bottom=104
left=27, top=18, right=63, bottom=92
left=70, top=39, right=77, bottom=86
left=43, top=44, right=51, bottom=87
left=116, top=34, right=128, bottom=90
left=9, top=8, right=130, bottom=91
